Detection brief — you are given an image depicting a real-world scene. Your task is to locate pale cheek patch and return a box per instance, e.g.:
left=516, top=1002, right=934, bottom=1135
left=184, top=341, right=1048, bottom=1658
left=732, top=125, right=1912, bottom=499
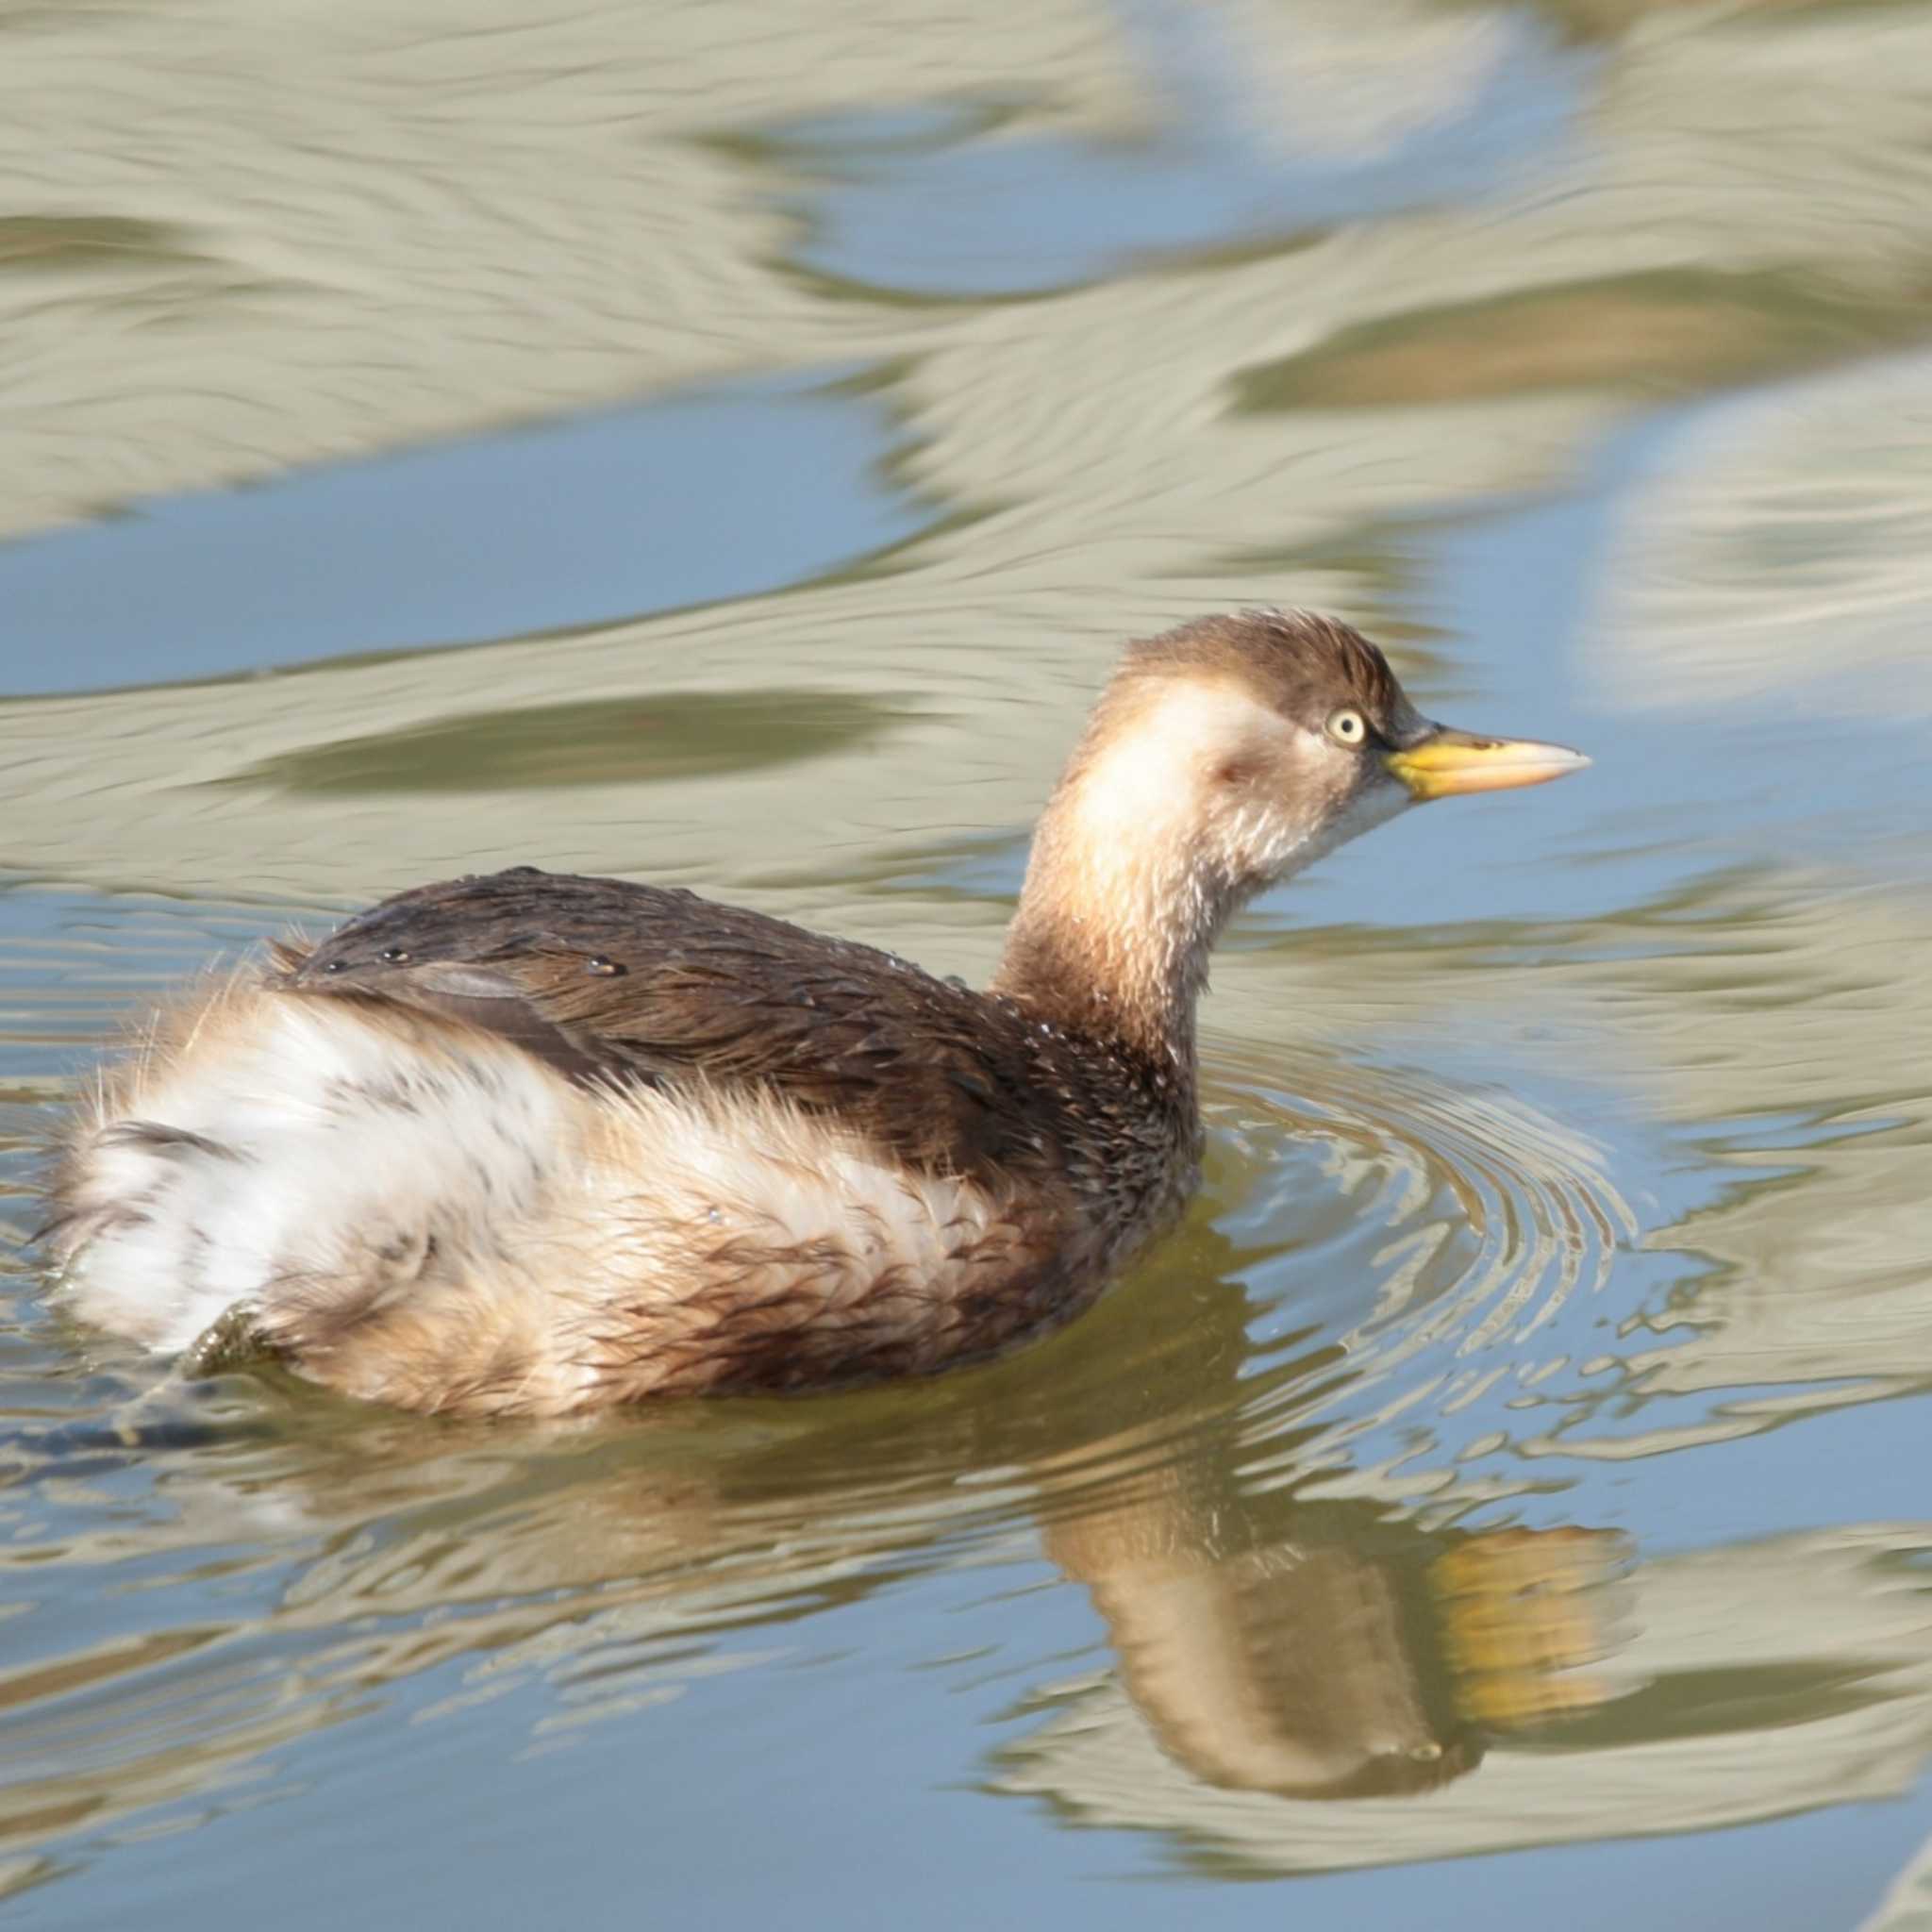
left=1059, top=681, right=1289, bottom=924
left=1071, top=681, right=1285, bottom=846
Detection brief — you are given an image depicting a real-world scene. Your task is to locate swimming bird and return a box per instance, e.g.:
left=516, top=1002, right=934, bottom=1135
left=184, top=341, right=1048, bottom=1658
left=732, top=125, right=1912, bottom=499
left=42, top=611, right=1586, bottom=1416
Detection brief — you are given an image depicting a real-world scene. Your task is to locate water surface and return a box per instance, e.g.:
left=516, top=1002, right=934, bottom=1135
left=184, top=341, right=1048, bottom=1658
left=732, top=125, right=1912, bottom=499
left=4, top=0, right=1932, bottom=1925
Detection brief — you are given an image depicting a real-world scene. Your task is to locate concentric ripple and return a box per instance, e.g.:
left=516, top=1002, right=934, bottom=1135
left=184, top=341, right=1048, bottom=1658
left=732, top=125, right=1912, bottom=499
left=1196, top=1040, right=1637, bottom=1497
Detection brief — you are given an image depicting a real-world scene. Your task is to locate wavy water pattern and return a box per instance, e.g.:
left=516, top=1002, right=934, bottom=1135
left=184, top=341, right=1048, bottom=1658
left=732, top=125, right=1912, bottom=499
left=1188, top=1047, right=1635, bottom=1491
left=5, top=0, right=1932, bottom=1918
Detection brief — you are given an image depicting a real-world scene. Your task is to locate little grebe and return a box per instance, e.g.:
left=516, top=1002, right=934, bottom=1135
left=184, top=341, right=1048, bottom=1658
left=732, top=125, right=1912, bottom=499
left=43, top=612, right=1586, bottom=1416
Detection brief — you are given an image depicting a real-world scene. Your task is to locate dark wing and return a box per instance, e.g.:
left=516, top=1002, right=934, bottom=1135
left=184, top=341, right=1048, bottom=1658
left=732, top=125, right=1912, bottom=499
left=276, top=867, right=1038, bottom=1174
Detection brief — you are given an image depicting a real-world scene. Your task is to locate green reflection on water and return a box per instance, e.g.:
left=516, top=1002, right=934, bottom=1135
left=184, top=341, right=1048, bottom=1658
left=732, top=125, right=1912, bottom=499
left=220, top=690, right=915, bottom=795
left=1232, top=268, right=1932, bottom=413
left=0, top=215, right=204, bottom=275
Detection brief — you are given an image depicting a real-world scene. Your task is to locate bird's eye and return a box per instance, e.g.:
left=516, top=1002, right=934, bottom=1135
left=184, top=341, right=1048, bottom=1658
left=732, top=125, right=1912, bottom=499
left=1326, top=707, right=1368, bottom=747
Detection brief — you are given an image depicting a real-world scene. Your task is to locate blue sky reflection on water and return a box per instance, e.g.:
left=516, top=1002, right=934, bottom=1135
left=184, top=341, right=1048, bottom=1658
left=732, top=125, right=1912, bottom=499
left=0, top=369, right=927, bottom=696
left=764, top=0, right=1587, bottom=297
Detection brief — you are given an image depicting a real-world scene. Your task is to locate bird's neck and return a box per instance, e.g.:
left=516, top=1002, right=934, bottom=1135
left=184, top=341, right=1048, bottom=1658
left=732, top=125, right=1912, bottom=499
left=991, top=751, right=1240, bottom=1081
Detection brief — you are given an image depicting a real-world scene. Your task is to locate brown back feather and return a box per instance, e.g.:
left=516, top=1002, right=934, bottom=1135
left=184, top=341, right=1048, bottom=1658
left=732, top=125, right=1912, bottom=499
left=278, top=868, right=1188, bottom=1210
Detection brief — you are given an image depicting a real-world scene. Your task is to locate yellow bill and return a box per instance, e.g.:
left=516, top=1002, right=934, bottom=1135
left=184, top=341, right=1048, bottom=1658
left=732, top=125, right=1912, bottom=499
left=1386, top=728, right=1591, bottom=802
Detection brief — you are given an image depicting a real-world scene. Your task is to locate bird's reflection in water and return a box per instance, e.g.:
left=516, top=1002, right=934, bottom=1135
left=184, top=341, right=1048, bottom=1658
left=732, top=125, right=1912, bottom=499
left=1038, top=1443, right=1623, bottom=1803
left=1003, top=1175, right=1626, bottom=1806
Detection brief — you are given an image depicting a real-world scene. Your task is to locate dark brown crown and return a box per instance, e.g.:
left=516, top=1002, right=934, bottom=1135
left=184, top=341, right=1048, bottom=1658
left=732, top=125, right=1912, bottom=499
left=1115, top=609, right=1425, bottom=741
